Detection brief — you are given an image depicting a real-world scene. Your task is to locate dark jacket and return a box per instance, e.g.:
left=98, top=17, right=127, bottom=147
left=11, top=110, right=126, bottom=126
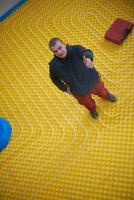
left=49, top=45, right=99, bottom=96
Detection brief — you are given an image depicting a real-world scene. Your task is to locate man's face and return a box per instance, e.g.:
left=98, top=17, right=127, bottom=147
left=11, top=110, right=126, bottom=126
left=50, top=41, right=67, bottom=58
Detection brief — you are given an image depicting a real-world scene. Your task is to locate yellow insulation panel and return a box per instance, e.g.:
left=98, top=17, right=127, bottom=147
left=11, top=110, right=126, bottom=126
left=0, top=0, right=134, bottom=199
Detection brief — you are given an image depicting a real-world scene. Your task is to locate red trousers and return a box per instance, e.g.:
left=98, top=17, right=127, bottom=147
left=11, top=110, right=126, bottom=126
left=73, top=78, right=109, bottom=111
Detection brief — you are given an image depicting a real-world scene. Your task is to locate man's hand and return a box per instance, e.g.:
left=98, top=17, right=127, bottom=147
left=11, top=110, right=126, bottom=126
left=83, top=56, right=94, bottom=68
left=66, top=86, right=72, bottom=94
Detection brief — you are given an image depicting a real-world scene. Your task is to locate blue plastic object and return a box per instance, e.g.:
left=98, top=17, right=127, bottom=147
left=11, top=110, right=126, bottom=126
left=0, top=118, right=12, bottom=152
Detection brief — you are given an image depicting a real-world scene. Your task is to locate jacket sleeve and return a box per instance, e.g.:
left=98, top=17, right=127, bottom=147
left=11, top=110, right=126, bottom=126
left=49, top=66, right=67, bottom=92
left=76, top=45, right=94, bottom=61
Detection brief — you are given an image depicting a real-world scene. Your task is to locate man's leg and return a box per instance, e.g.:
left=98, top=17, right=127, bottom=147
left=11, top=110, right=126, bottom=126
left=92, top=78, right=117, bottom=101
left=73, top=93, right=98, bottom=119
left=91, top=78, right=109, bottom=98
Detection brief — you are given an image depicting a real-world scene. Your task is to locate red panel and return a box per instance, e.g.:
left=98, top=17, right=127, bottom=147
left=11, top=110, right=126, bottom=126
left=104, top=18, right=133, bottom=44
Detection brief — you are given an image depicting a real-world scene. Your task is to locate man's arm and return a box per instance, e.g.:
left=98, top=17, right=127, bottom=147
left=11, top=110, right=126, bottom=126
left=77, top=45, right=94, bottom=61
left=49, top=66, right=68, bottom=92
left=77, top=45, right=95, bottom=69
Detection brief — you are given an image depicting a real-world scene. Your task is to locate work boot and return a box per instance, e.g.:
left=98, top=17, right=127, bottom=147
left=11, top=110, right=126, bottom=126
left=106, top=93, right=118, bottom=102
left=90, top=110, right=99, bottom=119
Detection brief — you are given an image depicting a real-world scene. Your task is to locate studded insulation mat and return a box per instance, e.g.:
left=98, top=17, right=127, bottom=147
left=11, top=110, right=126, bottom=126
left=0, top=0, right=134, bottom=200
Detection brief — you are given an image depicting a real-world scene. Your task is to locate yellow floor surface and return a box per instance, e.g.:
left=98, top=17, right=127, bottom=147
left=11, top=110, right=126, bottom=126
left=0, top=0, right=134, bottom=199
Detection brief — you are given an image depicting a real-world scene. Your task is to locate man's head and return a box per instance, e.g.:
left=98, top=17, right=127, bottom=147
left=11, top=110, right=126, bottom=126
left=49, top=38, right=67, bottom=58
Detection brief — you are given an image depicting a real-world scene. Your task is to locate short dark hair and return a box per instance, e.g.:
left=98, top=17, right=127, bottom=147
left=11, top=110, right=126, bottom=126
left=49, top=38, right=63, bottom=48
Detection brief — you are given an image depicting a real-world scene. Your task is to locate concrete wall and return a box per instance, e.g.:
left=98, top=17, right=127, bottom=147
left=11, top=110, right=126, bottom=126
left=0, top=0, right=27, bottom=21
left=0, top=0, right=19, bottom=15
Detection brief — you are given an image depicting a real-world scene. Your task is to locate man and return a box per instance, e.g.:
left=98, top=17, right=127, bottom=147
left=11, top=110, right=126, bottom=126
left=48, top=38, right=117, bottom=119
